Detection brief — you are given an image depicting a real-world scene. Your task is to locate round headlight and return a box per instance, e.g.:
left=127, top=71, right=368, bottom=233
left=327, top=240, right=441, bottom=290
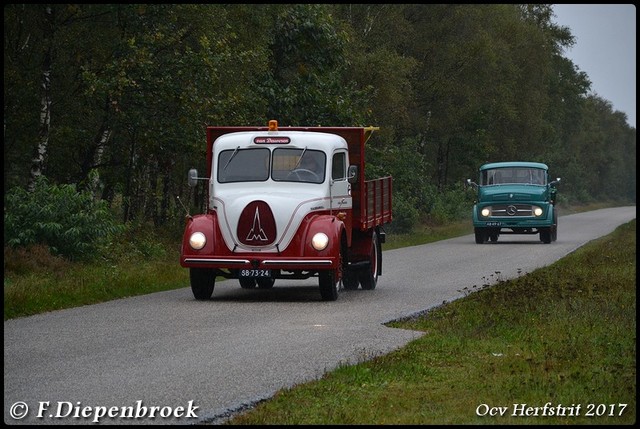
left=311, top=232, right=329, bottom=251
left=481, top=207, right=491, bottom=217
left=533, top=207, right=543, bottom=217
left=189, top=232, right=206, bottom=250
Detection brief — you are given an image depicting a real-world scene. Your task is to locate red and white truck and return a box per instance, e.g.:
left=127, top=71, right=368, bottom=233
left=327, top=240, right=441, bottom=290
left=180, top=120, right=392, bottom=301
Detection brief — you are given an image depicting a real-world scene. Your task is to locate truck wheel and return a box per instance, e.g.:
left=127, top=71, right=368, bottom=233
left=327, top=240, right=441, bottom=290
left=551, top=211, right=558, bottom=242
left=342, top=238, right=359, bottom=290
left=257, top=278, right=275, bottom=289
left=359, top=231, right=379, bottom=290
left=474, top=228, right=487, bottom=244
left=319, top=270, right=339, bottom=301
left=540, top=228, right=552, bottom=244
left=343, top=271, right=359, bottom=290
left=190, top=268, right=216, bottom=300
left=239, top=278, right=256, bottom=289
left=319, top=245, right=343, bottom=301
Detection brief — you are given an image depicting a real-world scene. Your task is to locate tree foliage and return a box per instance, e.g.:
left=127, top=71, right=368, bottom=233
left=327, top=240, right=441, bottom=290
left=4, top=176, right=124, bottom=260
left=4, top=4, right=636, bottom=253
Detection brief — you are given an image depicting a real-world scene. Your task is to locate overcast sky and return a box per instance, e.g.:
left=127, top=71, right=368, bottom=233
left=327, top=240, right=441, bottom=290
left=551, top=4, right=636, bottom=129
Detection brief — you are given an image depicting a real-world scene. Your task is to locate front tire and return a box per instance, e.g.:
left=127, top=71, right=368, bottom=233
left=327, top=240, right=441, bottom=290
left=540, top=228, right=552, bottom=244
left=319, top=244, right=344, bottom=301
left=319, top=270, right=339, bottom=301
left=474, top=228, right=487, bottom=244
left=257, top=278, right=275, bottom=289
left=190, top=268, right=216, bottom=300
left=239, top=278, right=256, bottom=289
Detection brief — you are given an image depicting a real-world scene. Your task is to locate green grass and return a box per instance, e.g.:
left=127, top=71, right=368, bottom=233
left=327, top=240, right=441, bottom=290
left=3, top=244, right=189, bottom=320
left=223, top=219, right=636, bottom=425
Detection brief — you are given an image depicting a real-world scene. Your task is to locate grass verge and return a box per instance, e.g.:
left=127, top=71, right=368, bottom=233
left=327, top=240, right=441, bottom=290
left=223, top=219, right=636, bottom=425
left=3, top=246, right=188, bottom=320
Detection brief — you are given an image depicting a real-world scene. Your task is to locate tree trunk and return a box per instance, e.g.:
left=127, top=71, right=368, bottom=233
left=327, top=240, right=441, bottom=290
left=80, top=96, right=113, bottom=198
left=28, top=7, right=54, bottom=192
left=123, top=132, right=137, bottom=223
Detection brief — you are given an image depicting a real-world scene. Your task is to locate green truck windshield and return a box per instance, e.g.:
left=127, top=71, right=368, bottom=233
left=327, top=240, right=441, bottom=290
left=481, top=167, right=546, bottom=186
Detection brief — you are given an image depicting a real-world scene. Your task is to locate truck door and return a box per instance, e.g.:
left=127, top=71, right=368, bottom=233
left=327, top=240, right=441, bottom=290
left=330, top=151, right=352, bottom=210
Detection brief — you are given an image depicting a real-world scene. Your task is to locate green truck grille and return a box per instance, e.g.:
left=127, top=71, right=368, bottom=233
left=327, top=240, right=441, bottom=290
left=490, top=204, right=533, bottom=217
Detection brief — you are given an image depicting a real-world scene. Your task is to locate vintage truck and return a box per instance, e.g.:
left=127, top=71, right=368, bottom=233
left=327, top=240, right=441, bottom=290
left=466, top=161, right=560, bottom=244
left=180, top=120, right=392, bottom=301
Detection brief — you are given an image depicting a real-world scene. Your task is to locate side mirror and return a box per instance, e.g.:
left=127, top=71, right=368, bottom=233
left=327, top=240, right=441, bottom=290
left=549, top=177, right=561, bottom=186
left=188, top=169, right=199, bottom=188
left=466, top=178, right=478, bottom=189
left=347, top=165, right=358, bottom=183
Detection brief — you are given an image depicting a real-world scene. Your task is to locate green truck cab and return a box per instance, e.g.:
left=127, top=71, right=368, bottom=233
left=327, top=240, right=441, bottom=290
left=466, top=161, right=560, bottom=244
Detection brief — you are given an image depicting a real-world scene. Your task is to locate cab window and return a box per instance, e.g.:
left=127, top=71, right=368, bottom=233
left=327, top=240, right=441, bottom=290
left=332, top=152, right=346, bottom=180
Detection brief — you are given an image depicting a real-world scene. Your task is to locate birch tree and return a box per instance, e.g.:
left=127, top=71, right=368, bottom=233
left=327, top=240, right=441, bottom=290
left=27, top=6, right=54, bottom=192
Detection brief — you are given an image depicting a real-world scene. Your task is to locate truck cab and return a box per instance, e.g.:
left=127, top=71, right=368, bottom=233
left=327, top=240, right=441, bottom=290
left=466, top=161, right=560, bottom=244
left=181, top=120, right=392, bottom=301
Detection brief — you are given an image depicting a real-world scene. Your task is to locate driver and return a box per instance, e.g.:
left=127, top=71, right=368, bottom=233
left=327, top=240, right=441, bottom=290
left=299, top=154, right=322, bottom=176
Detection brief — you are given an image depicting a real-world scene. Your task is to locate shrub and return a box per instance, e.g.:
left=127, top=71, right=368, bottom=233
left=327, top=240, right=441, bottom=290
left=387, top=193, right=420, bottom=234
left=4, top=176, right=125, bottom=261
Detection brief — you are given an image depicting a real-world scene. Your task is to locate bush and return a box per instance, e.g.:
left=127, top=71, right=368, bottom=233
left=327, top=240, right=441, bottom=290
left=387, top=193, right=420, bottom=234
left=429, top=182, right=472, bottom=224
left=4, top=176, right=125, bottom=261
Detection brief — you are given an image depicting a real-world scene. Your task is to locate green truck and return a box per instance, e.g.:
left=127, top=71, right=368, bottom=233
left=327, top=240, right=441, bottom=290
left=466, top=161, right=561, bottom=244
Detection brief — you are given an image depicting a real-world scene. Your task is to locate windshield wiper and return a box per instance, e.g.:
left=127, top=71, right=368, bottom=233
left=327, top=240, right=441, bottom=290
left=223, top=146, right=240, bottom=171
left=293, top=146, right=308, bottom=169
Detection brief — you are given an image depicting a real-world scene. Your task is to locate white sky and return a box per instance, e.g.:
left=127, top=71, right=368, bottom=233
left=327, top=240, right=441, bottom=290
left=552, top=4, right=636, bottom=129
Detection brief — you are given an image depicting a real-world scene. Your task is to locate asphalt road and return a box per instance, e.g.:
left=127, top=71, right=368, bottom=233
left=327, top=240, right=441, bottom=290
left=4, top=206, right=636, bottom=425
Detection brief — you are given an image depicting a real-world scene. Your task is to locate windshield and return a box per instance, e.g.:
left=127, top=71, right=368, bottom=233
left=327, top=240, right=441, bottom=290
left=480, top=168, right=546, bottom=186
left=217, top=147, right=326, bottom=184
left=218, top=148, right=270, bottom=183
left=272, top=148, right=325, bottom=184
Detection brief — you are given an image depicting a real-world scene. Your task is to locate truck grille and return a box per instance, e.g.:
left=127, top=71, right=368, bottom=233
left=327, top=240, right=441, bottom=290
left=490, top=204, right=533, bottom=217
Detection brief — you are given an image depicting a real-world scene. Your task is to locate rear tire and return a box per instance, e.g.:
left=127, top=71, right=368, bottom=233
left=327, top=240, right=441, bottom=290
left=359, top=231, right=379, bottom=290
left=190, top=268, right=216, bottom=300
left=343, top=271, right=359, bottom=290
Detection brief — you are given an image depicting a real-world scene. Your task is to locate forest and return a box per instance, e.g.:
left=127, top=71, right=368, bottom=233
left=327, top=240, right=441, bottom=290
left=4, top=4, right=636, bottom=258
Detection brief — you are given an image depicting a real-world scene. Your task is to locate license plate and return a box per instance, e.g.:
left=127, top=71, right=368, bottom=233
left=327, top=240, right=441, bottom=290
left=239, top=269, right=271, bottom=278
left=486, top=221, right=502, bottom=227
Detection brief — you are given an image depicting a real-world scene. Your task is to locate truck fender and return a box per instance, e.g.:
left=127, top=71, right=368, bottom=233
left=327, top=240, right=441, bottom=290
left=303, top=215, right=345, bottom=257
left=181, top=213, right=218, bottom=256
